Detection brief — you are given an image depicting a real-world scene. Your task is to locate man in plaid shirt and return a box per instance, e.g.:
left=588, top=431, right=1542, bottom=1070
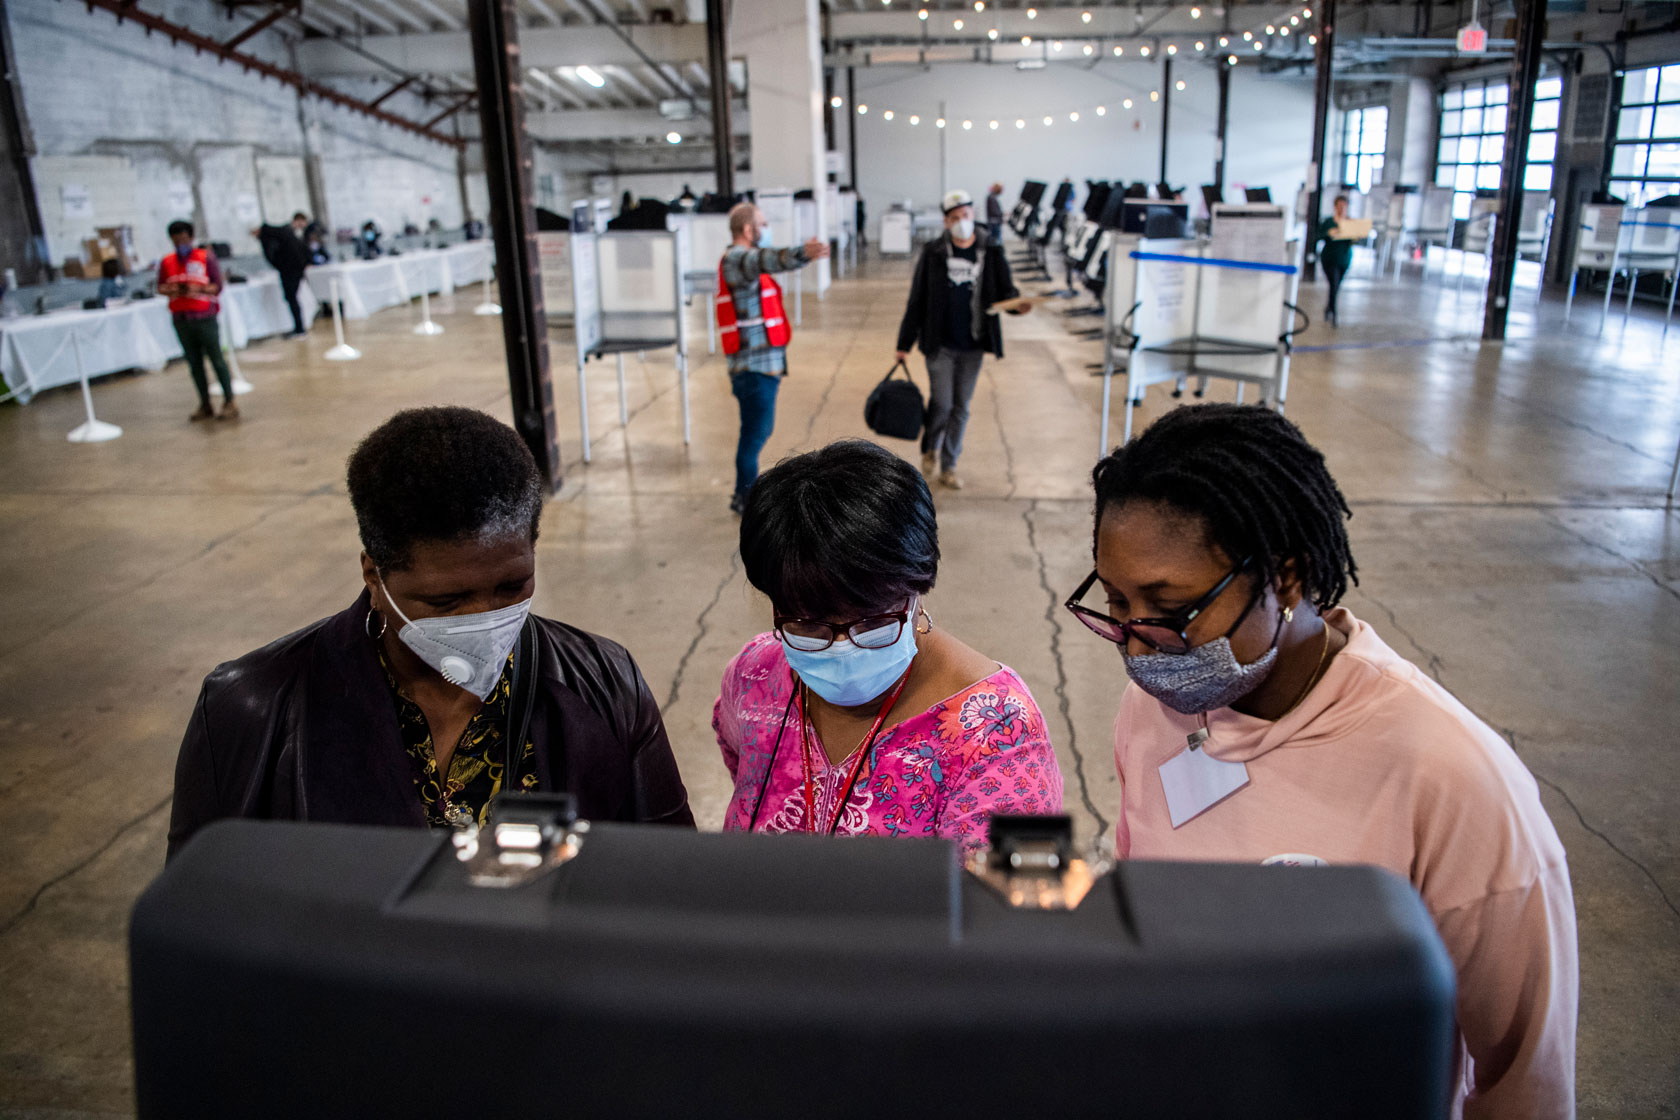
left=721, top=201, right=829, bottom=513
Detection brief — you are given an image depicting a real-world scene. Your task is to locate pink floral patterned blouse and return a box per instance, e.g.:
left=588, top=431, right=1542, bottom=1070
left=714, top=634, right=1063, bottom=850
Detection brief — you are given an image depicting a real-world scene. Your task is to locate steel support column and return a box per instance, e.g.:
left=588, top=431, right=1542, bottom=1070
left=847, top=66, right=859, bottom=190
left=704, top=0, right=735, bottom=198
left=469, top=0, right=562, bottom=492
left=1214, top=59, right=1231, bottom=193
left=1483, top=0, right=1545, bottom=340
left=1303, top=0, right=1336, bottom=283
left=1160, top=56, right=1172, bottom=185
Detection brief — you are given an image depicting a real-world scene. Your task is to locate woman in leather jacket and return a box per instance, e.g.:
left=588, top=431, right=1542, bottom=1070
left=167, top=407, right=694, bottom=859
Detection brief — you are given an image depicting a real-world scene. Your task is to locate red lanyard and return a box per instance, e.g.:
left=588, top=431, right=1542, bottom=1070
left=796, top=668, right=913, bottom=835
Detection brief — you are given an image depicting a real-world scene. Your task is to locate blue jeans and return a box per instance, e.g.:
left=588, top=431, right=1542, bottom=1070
left=730, top=369, right=780, bottom=499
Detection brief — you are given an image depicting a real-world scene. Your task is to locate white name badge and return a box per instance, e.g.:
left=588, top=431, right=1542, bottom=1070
left=1158, top=740, right=1250, bottom=828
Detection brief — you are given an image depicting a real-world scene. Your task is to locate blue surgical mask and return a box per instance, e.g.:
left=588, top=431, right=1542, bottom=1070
left=175, top=244, right=191, bottom=260
left=781, top=603, right=919, bottom=707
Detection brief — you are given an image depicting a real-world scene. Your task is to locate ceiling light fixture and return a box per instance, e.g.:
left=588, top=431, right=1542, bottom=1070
left=575, top=65, right=606, bottom=87
left=665, top=131, right=681, bottom=144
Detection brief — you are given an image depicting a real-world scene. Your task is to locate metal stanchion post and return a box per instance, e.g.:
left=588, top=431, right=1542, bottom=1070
left=413, top=287, right=444, bottom=335
left=65, top=330, right=122, bottom=443
left=324, top=278, right=361, bottom=361
left=474, top=272, right=501, bottom=316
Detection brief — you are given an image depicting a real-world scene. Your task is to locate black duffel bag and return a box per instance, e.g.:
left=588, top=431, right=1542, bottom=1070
left=864, top=360, right=924, bottom=441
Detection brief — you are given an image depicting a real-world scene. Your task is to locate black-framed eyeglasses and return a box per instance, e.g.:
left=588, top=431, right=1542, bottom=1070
left=774, top=601, right=915, bottom=652
left=1064, top=558, right=1252, bottom=655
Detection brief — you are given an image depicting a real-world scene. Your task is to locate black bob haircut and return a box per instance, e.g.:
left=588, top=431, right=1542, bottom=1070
left=346, top=407, right=544, bottom=571
left=1092, top=403, right=1358, bottom=610
left=741, top=439, right=939, bottom=619
left=167, top=220, right=193, bottom=238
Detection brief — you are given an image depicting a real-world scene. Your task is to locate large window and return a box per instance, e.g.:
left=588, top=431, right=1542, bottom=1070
left=1609, top=65, right=1680, bottom=208
left=1342, top=106, right=1388, bottom=193
left=1435, top=76, right=1562, bottom=219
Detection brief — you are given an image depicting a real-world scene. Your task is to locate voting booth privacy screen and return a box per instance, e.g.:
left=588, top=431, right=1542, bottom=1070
left=133, top=821, right=1456, bottom=1120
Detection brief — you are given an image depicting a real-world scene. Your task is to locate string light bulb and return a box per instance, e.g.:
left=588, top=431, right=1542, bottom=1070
left=1022, top=34, right=1032, bottom=44
left=1096, top=104, right=1106, bottom=115
left=1307, top=32, right=1317, bottom=43
left=1190, top=4, right=1200, bottom=14
left=830, top=95, right=843, bottom=107
left=1218, top=35, right=1228, bottom=45
left=1242, top=30, right=1252, bottom=39
left=1228, top=53, right=1237, bottom=63
left=1016, top=118, right=1026, bottom=128
left=1290, top=15, right=1299, bottom=24
left=1043, top=115, right=1053, bottom=125
left=962, top=119, right=973, bottom=129
left=1252, top=39, right=1262, bottom=49
left=1113, top=44, right=1123, bottom=55
left=988, top=27, right=999, bottom=39
left=1176, top=78, right=1186, bottom=90
left=1149, top=89, right=1159, bottom=101
left=953, top=18, right=963, bottom=29
left=1083, top=43, right=1094, bottom=55
left=1052, top=39, right=1063, bottom=50
left=909, top=114, right=920, bottom=124
left=857, top=104, right=867, bottom=114
left=1265, top=24, right=1275, bottom=33
left=917, top=7, right=927, bottom=17
left=1122, top=97, right=1133, bottom=108
left=1069, top=110, right=1080, bottom=121
left=1081, top=9, right=1092, bottom=21
left=1279, top=25, right=1289, bottom=34
left=1026, top=6, right=1036, bottom=16
left=1194, top=40, right=1204, bottom=50
left=1140, top=44, right=1151, bottom=56
left=666, top=131, right=681, bottom=144
left=936, top=117, right=946, bottom=127
left=974, top=0, right=984, bottom=9
left=989, top=119, right=999, bottom=129
left=883, top=110, right=894, bottom=120
left=1166, top=42, right=1177, bottom=54
left=1303, top=6, right=1313, bottom=15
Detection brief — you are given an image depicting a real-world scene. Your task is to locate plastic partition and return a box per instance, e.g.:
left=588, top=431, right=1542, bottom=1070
left=598, top=231, right=680, bottom=342
left=537, top=232, right=572, bottom=318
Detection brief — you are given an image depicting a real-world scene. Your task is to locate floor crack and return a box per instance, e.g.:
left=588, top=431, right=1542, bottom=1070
left=1351, top=587, right=1447, bottom=684
left=662, top=551, right=742, bottom=715
left=1509, top=730, right=1680, bottom=926
left=1023, top=500, right=1110, bottom=846
left=0, top=794, right=171, bottom=938
left=984, top=364, right=1019, bottom=499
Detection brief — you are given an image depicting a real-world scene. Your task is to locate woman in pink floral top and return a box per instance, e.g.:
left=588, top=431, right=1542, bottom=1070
left=713, top=440, right=1062, bottom=850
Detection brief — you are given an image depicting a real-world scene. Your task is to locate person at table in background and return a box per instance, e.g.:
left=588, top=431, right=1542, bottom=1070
left=714, top=439, right=1061, bottom=848
left=894, top=188, right=1019, bottom=492
left=985, top=181, right=1005, bottom=243
left=95, top=259, right=125, bottom=304
left=157, top=219, right=237, bottom=422
left=717, top=201, right=830, bottom=515
left=1316, top=194, right=1354, bottom=328
left=253, top=211, right=312, bottom=339
left=1067, top=403, right=1576, bottom=1118
left=167, top=406, right=695, bottom=859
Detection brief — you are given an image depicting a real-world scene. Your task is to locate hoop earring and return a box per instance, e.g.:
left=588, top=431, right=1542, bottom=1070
left=365, top=608, right=387, bottom=640
left=915, top=607, right=934, bottom=635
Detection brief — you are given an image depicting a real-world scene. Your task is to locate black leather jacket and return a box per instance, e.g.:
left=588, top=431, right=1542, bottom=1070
left=167, top=590, right=694, bottom=859
left=895, top=229, right=1018, bottom=359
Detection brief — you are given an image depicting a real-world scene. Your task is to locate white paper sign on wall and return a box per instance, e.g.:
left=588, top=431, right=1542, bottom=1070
left=235, top=192, right=261, bottom=224
left=60, top=183, right=93, bottom=220
left=167, top=179, right=194, bottom=216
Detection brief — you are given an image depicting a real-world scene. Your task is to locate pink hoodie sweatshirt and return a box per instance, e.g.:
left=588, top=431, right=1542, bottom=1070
left=1112, top=607, right=1577, bottom=1119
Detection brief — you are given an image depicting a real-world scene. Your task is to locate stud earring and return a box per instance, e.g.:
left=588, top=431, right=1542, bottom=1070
left=1282, top=606, right=1294, bottom=623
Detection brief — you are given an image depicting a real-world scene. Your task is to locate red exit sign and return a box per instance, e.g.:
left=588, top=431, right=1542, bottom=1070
left=1457, top=22, right=1488, bottom=52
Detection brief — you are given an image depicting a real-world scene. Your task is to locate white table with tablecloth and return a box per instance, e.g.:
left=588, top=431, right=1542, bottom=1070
left=305, top=242, right=494, bottom=320
left=0, top=272, right=314, bottom=404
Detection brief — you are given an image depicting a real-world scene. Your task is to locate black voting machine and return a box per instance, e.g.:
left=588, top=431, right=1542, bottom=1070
left=132, top=799, right=1457, bottom=1120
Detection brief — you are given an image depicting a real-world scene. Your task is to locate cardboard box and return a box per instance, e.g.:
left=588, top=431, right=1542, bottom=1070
left=96, top=225, right=137, bottom=273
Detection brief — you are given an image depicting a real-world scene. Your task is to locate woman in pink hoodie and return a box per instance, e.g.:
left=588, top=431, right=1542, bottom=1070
left=1066, top=404, right=1577, bottom=1119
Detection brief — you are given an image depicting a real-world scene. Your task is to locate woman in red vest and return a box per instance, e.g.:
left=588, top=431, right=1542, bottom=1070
left=157, top=220, right=238, bottom=421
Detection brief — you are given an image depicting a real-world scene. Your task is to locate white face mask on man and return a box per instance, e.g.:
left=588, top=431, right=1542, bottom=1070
left=377, top=575, right=532, bottom=701
left=952, top=218, right=975, bottom=241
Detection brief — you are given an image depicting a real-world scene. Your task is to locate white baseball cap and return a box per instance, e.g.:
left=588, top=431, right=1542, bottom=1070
left=941, top=189, right=974, bottom=214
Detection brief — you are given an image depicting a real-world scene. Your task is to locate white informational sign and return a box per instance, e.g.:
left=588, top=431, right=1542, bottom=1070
left=235, top=192, right=261, bottom=224
left=592, top=198, right=612, bottom=234
left=167, top=179, right=195, bottom=216
left=571, top=203, right=601, bottom=359
left=757, top=190, right=795, bottom=248
left=60, top=183, right=92, bottom=220
left=1132, top=238, right=1197, bottom=344
left=1208, top=204, right=1287, bottom=265
left=537, top=231, right=572, bottom=317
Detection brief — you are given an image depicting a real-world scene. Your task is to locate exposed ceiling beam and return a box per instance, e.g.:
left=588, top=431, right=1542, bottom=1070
left=406, top=0, right=467, bottom=29
left=361, top=0, right=430, bottom=33
left=295, top=25, right=708, bottom=75
left=458, top=105, right=752, bottom=142
left=525, top=0, right=565, bottom=24
left=317, top=0, right=401, bottom=34
left=223, top=1, right=297, bottom=51
left=604, top=63, right=659, bottom=104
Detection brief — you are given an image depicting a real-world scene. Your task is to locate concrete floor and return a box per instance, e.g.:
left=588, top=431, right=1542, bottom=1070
left=0, top=248, right=1676, bottom=1117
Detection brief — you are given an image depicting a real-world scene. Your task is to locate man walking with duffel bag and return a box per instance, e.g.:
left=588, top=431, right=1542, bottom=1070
left=893, top=189, right=1019, bottom=491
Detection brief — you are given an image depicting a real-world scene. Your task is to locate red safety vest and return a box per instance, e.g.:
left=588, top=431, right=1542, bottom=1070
left=159, top=247, right=218, bottom=317
left=716, top=260, right=791, bottom=356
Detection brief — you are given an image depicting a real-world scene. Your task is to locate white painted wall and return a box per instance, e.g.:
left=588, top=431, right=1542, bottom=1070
left=6, top=0, right=473, bottom=268
left=842, top=60, right=1315, bottom=237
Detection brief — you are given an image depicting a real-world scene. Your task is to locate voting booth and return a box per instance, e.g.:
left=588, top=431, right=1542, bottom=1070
left=668, top=211, right=732, bottom=353
left=133, top=812, right=1457, bottom=1120
left=1565, top=203, right=1680, bottom=329
left=566, top=202, right=691, bottom=462
left=1100, top=204, right=1303, bottom=449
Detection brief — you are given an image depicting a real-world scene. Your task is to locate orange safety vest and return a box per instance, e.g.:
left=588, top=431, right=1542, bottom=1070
left=716, top=260, right=791, bottom=356
left=159, top=247, right=219, bottom=317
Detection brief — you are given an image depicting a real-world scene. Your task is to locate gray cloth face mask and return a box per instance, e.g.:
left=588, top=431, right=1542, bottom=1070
left=1121, top=637, right=1279, bottom=715
left=378, top=575, right=532, bottom=702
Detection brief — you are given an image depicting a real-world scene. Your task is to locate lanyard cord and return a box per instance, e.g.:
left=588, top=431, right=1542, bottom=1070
left=798, top=667, right=914, bottom=836
left=745, top=688, right=799, bottom=833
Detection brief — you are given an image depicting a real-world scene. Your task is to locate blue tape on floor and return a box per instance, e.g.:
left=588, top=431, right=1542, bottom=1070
left=1293, top=336, right=1477, bottom=353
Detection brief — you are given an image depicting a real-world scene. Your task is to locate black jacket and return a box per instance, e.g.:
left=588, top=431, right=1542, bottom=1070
left=256, top=223, right=310, bottom=278
left=895, top=229, right=1018, bottom=359
left=167, top=590, right=695, bottom=859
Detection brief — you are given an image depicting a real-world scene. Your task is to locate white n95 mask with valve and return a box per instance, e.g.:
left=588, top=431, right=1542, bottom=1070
left=378, top=576, right=532, bottom=701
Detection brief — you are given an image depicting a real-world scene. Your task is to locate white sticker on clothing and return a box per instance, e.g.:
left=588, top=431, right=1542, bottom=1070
left=1158, top=744, right=1250, bottom=828
left=1262, top=853, right=1329, bottom=867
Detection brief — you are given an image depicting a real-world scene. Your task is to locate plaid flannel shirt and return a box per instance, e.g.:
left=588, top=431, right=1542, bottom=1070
left=720, top=244, right=809, bottom=376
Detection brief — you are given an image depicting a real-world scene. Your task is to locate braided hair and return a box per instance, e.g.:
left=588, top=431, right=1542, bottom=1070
left=1091, top=404, right=1357, bottom=610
